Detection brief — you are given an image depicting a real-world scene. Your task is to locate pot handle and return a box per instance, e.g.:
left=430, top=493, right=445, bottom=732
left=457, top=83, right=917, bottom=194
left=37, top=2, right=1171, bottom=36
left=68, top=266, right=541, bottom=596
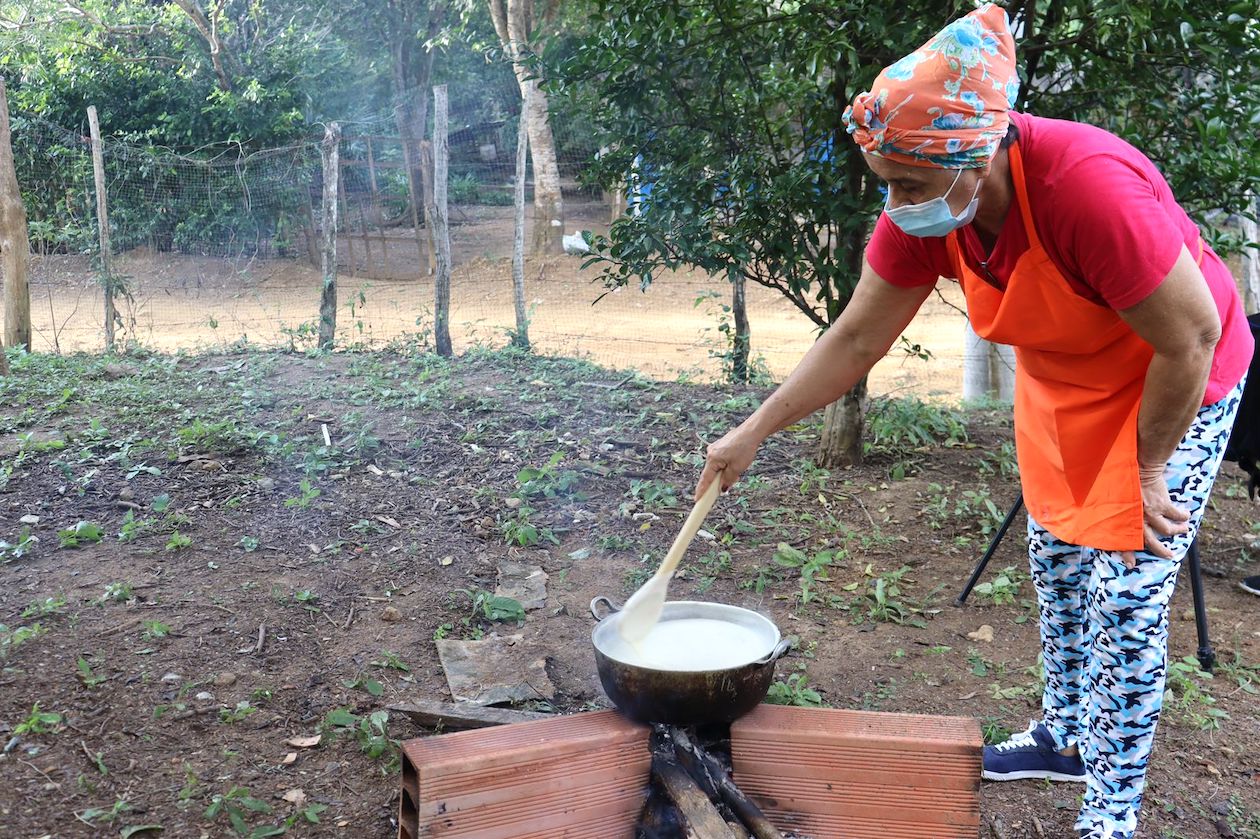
left=589, top=596, right=621, bottom=621
left=754, top=637, right=794, bottom=665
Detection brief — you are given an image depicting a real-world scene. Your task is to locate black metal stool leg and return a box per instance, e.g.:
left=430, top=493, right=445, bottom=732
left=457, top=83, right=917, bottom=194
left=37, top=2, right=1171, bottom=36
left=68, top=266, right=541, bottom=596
left=1186, top=537, right=1215, bottom=672
left=957, top=492, right=1025, bottom=605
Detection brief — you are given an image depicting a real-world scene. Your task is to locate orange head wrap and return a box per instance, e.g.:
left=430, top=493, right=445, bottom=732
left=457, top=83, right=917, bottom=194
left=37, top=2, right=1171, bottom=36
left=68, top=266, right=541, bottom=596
left=843, top=4, right=1020, bottom=169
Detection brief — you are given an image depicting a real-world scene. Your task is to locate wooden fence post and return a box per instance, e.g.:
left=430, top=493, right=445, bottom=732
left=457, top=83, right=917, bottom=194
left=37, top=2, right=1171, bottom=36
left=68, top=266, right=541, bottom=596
left=731, top=270, right=749, bottom=382
left=0, top=76, right=31, bottom=360
left=87, top=105, right=115, bottom=352
left=318, top=122, right=341, bottom=350
left=431, top=85, right=452, bottom=358
left=511, top=88, right=530, bottom=350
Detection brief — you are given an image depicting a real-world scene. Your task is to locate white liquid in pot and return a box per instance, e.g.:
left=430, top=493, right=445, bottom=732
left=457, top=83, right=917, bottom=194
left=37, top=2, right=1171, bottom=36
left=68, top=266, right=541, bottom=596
left=605, top=617, right=771, bottom=671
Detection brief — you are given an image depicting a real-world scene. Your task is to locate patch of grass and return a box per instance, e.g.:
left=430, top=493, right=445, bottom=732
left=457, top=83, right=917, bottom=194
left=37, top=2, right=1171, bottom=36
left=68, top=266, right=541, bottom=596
left=1166, top=655, right=1228, bottom=730
left=0, top=622, right=46, bottom=657
left=21, top=595, right=66, bottom=619
left=628, top=478, right=678, bottom=509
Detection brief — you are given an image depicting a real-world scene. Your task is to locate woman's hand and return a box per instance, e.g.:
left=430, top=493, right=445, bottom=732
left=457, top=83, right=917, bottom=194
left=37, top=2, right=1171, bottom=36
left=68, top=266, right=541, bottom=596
left=1119, top=463, right=1190, bottom=569
left=695, top=425, right=763, bottom=499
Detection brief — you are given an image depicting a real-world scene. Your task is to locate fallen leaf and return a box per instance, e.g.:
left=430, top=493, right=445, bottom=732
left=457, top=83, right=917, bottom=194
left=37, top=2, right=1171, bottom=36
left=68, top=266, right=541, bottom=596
left=957, top=691, right=978, bottom=700
left=281, top=752, right=298, bottom=765
left=967, top=625, right=995, bottom=643
left=439, top=556, right=453, bottom=566
left=282, top=788, right=307, bottom=807
left=375, top=515, right=401, bottom=529
left=120, top=827, right=163, bottom=838
left=365, top=464, right=384, bottom=476
left=285, top=735, right=321, bottom=749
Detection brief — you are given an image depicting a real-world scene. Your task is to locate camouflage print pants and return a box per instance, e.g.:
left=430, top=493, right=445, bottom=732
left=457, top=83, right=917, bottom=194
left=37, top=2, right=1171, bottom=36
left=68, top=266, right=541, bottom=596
left=1027, top=377, right=1245, bottom=839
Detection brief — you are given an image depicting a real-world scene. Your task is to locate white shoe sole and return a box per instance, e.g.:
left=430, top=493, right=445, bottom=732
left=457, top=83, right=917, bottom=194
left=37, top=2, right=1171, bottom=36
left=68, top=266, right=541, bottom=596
left=982, top=768, right=1086, bottom=782
left=1239, top=580, right=1260, bottom=597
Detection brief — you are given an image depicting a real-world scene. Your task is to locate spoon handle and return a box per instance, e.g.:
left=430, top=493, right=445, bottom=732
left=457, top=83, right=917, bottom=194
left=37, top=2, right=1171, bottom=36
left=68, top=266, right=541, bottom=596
left=653, top=473, right=721, bottom=581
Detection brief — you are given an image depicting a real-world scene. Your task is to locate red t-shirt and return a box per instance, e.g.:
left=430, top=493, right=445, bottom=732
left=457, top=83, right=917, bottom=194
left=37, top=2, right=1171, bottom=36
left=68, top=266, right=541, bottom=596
left=866, top=111, right=1253, bottom=404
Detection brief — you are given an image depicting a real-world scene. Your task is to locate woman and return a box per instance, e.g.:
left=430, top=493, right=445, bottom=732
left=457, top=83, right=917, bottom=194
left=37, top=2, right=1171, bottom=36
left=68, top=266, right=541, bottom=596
left=696, top=6, right=1253, bottom=839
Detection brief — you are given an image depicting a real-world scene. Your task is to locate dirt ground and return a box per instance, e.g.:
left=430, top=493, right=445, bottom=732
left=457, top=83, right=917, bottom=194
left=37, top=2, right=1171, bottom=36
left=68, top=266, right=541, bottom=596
left=0, top=347, right=1257, bottom=838
left=10, top=197, right=977, bottom=396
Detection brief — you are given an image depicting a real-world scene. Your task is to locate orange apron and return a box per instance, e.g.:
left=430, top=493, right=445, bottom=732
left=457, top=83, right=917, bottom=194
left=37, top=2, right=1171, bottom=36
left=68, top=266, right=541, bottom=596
left=945, top=143, right=1166, bottom=551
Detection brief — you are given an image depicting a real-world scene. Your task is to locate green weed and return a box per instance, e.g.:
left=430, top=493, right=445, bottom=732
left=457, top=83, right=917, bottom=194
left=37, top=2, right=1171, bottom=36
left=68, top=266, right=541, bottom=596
left=766, top=673, right=824, bottom=707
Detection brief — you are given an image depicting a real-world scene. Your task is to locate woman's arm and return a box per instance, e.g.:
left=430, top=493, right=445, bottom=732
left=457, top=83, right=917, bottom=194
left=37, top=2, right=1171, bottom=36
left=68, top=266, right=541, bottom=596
left=696, top=260, right=934, bottom=496
left=1115, top=244, right=1222, bottom=565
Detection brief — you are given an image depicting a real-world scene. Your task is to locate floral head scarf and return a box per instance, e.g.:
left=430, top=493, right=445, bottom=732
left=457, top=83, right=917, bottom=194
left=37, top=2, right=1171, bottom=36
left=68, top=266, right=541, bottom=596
left=843, top=4, right=1020, bottom=169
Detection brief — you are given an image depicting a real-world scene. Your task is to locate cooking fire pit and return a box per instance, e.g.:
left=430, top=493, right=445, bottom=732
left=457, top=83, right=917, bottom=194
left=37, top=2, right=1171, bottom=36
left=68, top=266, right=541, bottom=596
left=395, top=703, right=982, bottom=838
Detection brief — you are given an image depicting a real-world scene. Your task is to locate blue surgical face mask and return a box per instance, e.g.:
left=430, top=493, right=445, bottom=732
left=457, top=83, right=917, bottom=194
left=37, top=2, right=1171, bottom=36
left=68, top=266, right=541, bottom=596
left=884, top=168, right=981, bottom=238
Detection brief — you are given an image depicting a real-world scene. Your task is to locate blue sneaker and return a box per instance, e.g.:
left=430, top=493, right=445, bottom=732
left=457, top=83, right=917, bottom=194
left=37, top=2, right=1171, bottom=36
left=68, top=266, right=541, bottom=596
left=982, top=721, right=1086, bottom=782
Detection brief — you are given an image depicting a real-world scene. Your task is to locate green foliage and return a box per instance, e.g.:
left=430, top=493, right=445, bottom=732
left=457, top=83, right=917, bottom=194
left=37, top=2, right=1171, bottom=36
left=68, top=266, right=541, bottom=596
left=772, top=543, right=836, bottom=605
left=284, top=478, right=321, bottom=509
left=0, top=527, right=38, bottom=562
left=463, top=590, right=527, bottom=624
left=205, top=786, right=283, bottom=838
left=865, top=397, right=967, bottom=457
left=553, top=0, right=1260, bottom=337
left=15, top=702, right=63, bottom=735
left=766, top=673, right=824, bottom=707
left=0, top=622, right=46, bottom=657
left=515, top=452, right=582, bottom=499
left=320, top=708, right=398, bottom=770
left=1165, top=655, right=1229, bottom=731
left=627, top=478, right=678, bottom=509
left=58, top=520, right=104, bottom=548
left=972, top=566, right=1026, bottom=606
left=500, top=505, right=559, bottom=547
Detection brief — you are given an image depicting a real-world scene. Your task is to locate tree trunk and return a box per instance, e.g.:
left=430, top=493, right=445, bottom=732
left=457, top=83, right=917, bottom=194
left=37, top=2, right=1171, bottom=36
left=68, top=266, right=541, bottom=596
left=490, top=0, right=564, bottom=255
left=521, top=77, right=563, bottom=254
left=1242, top=194, right=1259, bottom=313
left=0, top=77, right=31, bottom=353
left=817, top=376, right=867, bottom=468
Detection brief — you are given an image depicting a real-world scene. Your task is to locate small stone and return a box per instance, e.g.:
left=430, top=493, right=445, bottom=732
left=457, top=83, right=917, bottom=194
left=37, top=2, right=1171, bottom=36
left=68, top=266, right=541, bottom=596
left=18, top=514, right=39, bottom=525
left=257, top=478, right=276, bottom=492
left=161, top=673, right=182, bottom=683
left=194, top=691, right=215, bottom=702
left=504, top=497, right=523, bottom=510
left=479, top=516, right=494, bottom=530
left=380, top=606, right=402, bottom=622
left=697, top=529, right=715, bottom=541
left=213, top=672, right=237, bottom=687
left=118, top=487, right=134, bottom=502
left=967, top=625, right=995, bottom=643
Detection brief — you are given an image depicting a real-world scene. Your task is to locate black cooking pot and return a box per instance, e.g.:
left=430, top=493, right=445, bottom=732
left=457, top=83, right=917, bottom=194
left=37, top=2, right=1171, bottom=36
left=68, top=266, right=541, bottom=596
left=589, top=596, right=792, bottom=725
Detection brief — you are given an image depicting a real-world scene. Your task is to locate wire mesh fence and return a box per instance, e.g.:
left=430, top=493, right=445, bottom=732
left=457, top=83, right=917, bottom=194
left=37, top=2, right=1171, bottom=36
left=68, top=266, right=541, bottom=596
left=3, top=88, right=977, bottom=400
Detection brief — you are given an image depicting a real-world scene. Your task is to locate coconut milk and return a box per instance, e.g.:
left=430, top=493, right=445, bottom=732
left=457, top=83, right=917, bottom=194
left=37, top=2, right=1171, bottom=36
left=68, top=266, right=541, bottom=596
left=606, top=617, right=770, bottom=671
